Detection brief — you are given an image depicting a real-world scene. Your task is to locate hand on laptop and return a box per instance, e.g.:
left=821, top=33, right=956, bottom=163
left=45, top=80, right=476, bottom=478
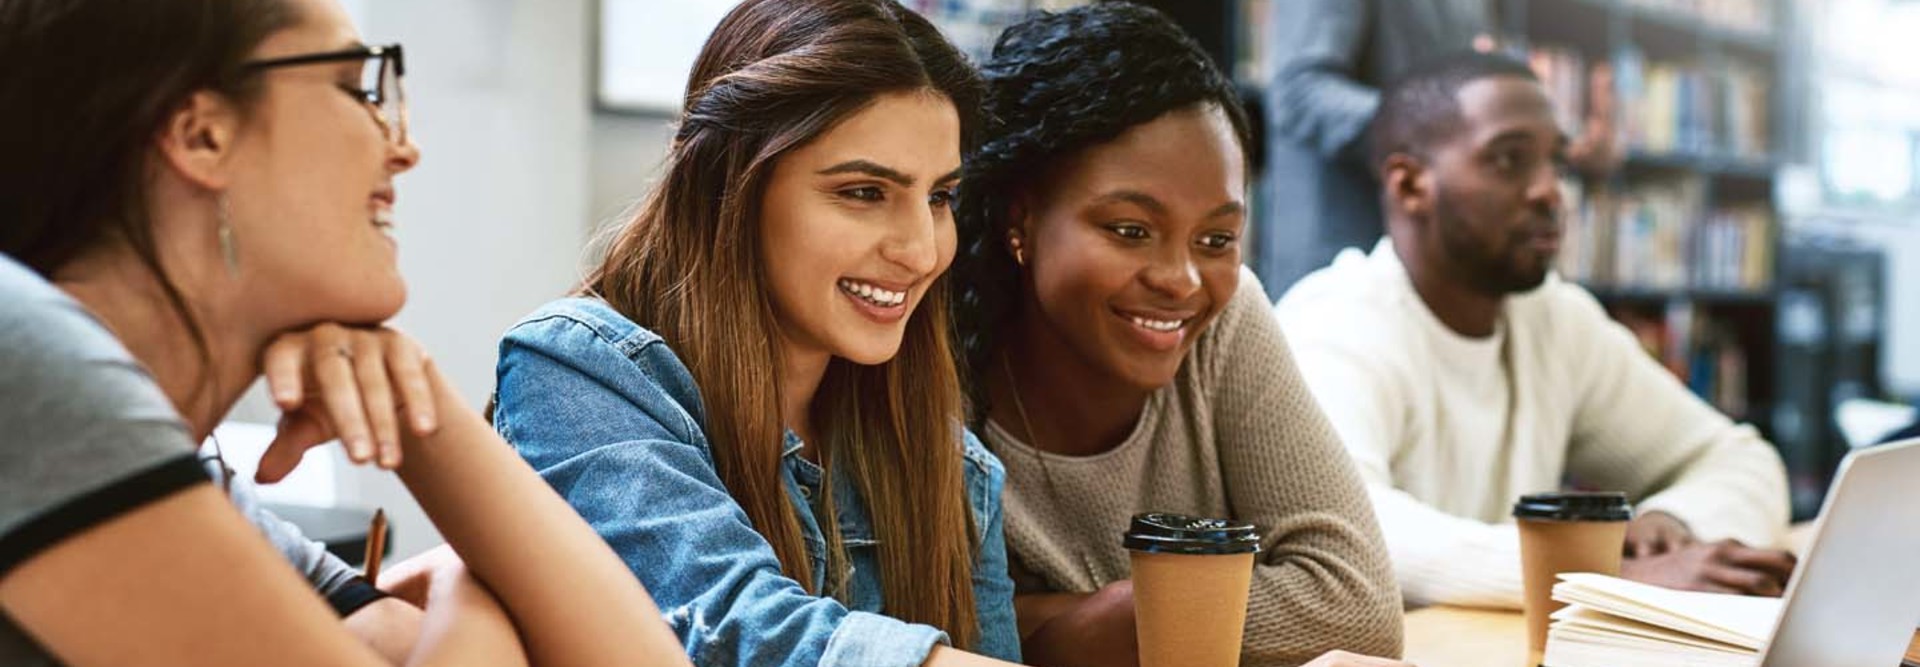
left=1621, top=538, right=1797, bottom=597
left=1623, top=511, right=1695, bottom=557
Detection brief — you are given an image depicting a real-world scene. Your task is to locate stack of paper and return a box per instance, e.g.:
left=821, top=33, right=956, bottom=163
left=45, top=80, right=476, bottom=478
left=1542, top=573, right=1783, bottom=667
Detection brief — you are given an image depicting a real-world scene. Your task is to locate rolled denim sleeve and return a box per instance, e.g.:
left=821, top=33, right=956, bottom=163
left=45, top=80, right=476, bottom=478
left=494, top=309, right=950, bottom=667
left=822, top=613, right=949, bottom=667
left=962, top=431, right=1021, bottom=662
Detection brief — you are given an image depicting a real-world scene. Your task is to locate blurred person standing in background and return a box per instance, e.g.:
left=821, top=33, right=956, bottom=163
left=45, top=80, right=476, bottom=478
left=1260, top=1, right=1496, bottom=292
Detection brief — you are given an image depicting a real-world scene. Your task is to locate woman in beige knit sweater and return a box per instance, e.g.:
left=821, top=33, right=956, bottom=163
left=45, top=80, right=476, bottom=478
left=949, top=5, right=1406, bottom=667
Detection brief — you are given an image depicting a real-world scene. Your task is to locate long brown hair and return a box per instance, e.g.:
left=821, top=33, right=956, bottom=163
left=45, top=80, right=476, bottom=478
left=0, top=0, right=297, bottom=423
left=582, top=0, right=986, bottom=648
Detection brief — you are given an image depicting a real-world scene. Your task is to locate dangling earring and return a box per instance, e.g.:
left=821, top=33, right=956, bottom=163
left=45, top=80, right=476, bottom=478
left=1006, top=231, right=1027, bottom=267
left=217, top=194, right=239, bottom=275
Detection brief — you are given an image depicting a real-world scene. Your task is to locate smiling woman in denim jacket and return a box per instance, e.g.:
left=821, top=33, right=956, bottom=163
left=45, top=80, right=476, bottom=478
left=488, top=1, right=1020, bottom=666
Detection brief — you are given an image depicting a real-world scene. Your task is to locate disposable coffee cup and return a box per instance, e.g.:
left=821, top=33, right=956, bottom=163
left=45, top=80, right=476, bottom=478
left=1513, top=492, right=1632, bottom=667
left=1123, top=513, right=1261, bottom=667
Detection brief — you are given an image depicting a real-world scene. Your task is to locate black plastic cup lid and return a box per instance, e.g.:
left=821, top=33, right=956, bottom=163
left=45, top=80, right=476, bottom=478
left=1121, top=513, right=1261, bottom=555
left=1512, top=492, right=1632, bottom=522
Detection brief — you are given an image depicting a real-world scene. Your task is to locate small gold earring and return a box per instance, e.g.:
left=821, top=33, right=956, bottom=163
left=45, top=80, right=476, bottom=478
left=217, top=194, right=239, bottom=275
left=1007, top=234, right=1026, bottom=267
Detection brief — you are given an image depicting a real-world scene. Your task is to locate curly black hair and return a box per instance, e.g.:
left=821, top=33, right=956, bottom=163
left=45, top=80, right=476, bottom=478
left=951, top=1, right=1253, bottom=426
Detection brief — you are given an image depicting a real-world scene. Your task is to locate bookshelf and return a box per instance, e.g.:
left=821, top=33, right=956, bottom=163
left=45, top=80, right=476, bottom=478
left=1773, top=237, right=1889, bottom=518
left=1498, top=0, right=1793, bottom=451
left=1215, top=0, right=1800, bottom=469
left=923, top=2, right=1804, bottom=483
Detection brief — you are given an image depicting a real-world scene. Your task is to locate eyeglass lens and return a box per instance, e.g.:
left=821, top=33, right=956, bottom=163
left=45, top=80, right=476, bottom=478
left=357, top=54, right=406, bottom=143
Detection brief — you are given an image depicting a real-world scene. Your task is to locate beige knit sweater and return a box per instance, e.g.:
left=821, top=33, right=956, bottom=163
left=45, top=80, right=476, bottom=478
left=983, top=267, right=1404, bottom=666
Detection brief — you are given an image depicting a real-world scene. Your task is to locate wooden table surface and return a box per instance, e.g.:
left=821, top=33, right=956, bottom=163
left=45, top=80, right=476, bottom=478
left=1402, top=605, right=1527, bottom=667
left=1401, top=606, right=1920, bottom=667
left=1399, top=524, right=1920, bottom=666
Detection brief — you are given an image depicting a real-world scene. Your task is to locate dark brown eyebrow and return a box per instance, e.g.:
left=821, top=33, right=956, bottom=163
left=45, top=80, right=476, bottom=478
left=1484, top=129, right=1538, bottom=147
left=1092, top=189, right=1244, bottom=220
left=1205, top=201, right=1248, bottom=219
left=817, top=160, right=914, bottom=187
left=1484, top=127, right=1570, bottom=150
left=1088, top=189, right=1169, bottom=216
left=933, top=166, right=963, bottom=188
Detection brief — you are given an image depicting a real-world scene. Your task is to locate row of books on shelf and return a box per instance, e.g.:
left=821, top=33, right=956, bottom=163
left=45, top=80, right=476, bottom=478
left=1528, top=45, right=1602, bottom=144
left=1612, top=301, right=1752, bottom=417
left=1528, top=44, right=1772, bottom=160
left=1557, top=178, right=1774, bottom=292
left=1616, top=48, right=1771, bottom=158
left=1624, top=0, right=1774, bottom=36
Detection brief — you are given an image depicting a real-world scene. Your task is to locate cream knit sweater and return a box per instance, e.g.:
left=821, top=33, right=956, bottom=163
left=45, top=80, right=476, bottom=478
left=1275, top=241, right=1790, bottom=610
left=984, top=267, right=1404, bottom=666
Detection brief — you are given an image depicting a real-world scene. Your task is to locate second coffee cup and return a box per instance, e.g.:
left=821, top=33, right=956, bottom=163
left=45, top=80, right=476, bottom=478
left=1513, top=491, right=1632, bottom=667
left=1123, top=512, right=1261, bottom=667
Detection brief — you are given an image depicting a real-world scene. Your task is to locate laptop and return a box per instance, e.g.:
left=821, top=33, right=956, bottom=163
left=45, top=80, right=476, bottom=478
left=1759, top=437, right=1920, bottom=666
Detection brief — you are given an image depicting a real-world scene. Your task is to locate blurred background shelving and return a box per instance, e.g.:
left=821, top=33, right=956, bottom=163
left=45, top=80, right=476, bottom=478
left=966, top=0, right=1915, bottom=520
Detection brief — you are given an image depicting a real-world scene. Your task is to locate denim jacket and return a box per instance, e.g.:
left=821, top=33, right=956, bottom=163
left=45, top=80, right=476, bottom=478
left=492, top=297, right=1021, bottom=667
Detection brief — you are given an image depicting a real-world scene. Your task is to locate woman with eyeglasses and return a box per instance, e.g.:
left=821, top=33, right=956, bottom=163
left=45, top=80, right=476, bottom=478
left=0, top=1, right=689, bottom=665
left=489, top=1, right=1020, bottom=666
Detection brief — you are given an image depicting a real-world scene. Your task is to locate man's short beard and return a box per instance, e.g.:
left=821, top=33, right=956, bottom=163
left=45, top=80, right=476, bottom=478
left=1433, top=185, right=1552, bottom=295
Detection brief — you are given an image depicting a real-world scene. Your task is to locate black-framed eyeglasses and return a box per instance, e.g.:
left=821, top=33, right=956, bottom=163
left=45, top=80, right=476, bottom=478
left=244, top=44, right=408, bottom=146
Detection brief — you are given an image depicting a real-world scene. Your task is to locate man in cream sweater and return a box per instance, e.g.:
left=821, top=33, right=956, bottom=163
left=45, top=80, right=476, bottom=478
left=1274, top=52, right=1795, bottom=610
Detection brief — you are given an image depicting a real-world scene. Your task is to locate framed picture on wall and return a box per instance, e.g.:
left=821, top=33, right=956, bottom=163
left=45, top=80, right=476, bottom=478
left=594, top=0, right=1049, bottom=114
left=595, top=0, right=737, bottom=115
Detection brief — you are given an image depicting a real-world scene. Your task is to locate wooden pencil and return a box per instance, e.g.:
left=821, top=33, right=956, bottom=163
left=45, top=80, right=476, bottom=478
left=363, top=508, right=387, bottom=583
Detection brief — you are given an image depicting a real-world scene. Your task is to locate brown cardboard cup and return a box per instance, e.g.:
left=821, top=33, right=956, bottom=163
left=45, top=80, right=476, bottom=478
left=1514, top=492, right=1632, bottom=667
left=1123, top=513, right=1261, bottom=667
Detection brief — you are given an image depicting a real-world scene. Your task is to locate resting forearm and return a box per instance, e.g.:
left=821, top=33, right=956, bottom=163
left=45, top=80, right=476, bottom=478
left=1370, top=488, right=1525, bottom=609
left=1635, top=428, right=1790, bottom=548
left=1014, top=592, right=1086, bottom=640
left=406, top=572, right=526, bottom=667
left=397, top=370, right=689, bottom=667
left=923, top=645, right=1024, bottom=667
left=1243, top=544, right=1403, bottom=662
left=344, top=597, right=424, bottom=665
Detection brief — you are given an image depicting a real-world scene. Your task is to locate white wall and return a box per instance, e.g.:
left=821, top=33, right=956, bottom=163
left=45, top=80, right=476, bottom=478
left=350, top=0, right=677, bottom=559
left=220, top=0, right=616, bottom=560
left=221, top=0, right=681, bottom=561
left=589, top=114, right=675, bottom=236
left=366, top=0, right=599, bottom=558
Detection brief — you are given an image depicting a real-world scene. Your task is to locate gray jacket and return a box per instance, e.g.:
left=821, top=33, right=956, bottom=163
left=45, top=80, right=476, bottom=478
left=1259, top=0, right=1492, bottom=291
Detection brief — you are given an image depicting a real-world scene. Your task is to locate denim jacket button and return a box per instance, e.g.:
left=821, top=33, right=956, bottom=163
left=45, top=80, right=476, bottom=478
left=799, top=486, right=813, bottom=500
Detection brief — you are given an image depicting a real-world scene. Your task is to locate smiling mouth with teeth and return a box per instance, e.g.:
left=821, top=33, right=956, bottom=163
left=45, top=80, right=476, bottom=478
left=372, top=209, right=396, bottom=237
left=1130, top=316, right=1186, bottom=332
left=838, top=278, right=907, bottom=307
